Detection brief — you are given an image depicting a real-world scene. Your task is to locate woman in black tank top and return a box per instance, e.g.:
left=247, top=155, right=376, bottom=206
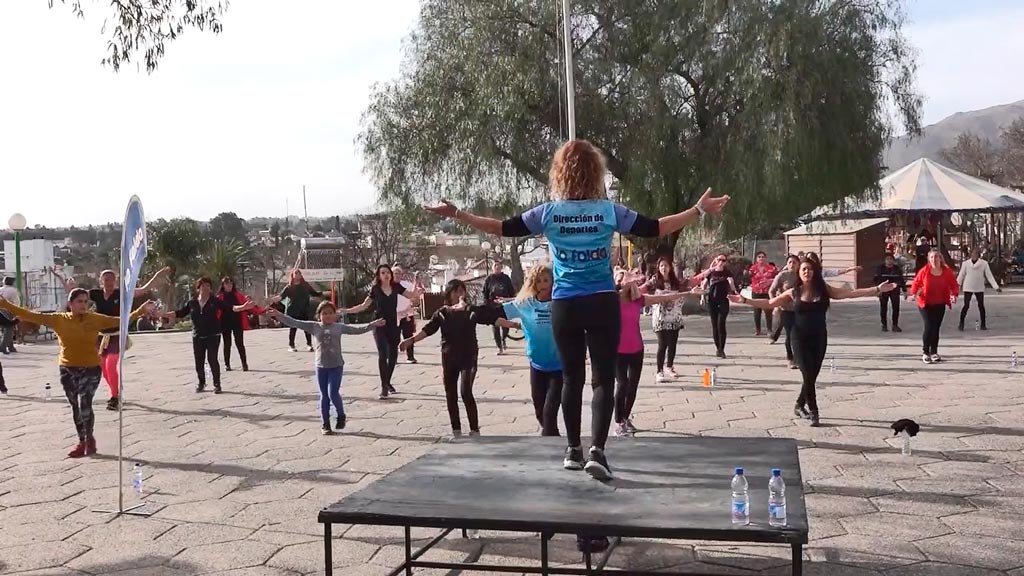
left=731, top=257, right=897, bottom=427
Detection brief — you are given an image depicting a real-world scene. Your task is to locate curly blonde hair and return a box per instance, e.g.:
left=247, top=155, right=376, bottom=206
left=549, top=140, right=607, bottom=201
left=516, top=263, right=553, bottom=303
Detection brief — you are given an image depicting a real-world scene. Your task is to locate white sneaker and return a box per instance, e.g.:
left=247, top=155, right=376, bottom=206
left=288, top=346, right=297, bottom=352
left=307, top=346, right=315, bottom=352
left=655, top=372, right=669, bottom=383
left=666, top=367, right=680, bottom=379
left=921, top=354, right=933, bottom=364
left=931, top=354, right=942, bottom=363
left=613, top=422, right=630, bottom=437
left=496, top=349, right=505, bottom=356
left=625, top=418, right=638, bottom=434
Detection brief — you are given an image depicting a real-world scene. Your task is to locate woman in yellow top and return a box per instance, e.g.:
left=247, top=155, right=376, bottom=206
left=0, top=289, right=153, bottom=458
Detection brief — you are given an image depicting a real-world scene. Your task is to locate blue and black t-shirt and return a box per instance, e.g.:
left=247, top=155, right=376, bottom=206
left=502, top=200, right=659, bottom=300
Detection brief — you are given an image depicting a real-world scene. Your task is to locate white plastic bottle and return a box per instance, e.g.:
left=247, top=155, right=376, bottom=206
left=768, top=469, right=787, bottom=527
left=731, top=467, right=749, bottom=525
left=132, top=463, right=144, bottom=496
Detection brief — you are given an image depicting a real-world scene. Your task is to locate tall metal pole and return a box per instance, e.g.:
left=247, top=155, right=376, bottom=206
left=13, top=231, right=22, bottom=302
left=561, top=0, right=576, bottom=140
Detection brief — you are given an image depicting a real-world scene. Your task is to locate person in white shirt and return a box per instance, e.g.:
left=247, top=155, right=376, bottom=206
left=957, top=248, right=1002, bottom=331
left=0, top=277, right=20, bottom=355
left=392, top=265, right=419, bottom=363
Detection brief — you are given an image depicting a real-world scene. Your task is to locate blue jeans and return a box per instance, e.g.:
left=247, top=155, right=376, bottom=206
left=316, top=367, right=344, bottom=423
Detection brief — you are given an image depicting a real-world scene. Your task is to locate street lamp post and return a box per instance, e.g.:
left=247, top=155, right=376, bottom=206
left=8, top=214, right=27, bottom=302
left=481, top=241, right=492, bottom=272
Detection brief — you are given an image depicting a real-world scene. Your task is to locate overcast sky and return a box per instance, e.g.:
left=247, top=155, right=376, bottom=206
left=1, top=0, right=1022, bottom=227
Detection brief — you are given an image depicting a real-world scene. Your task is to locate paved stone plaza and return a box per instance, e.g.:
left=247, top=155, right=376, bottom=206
left=1, top=293, right=1023, bottom=575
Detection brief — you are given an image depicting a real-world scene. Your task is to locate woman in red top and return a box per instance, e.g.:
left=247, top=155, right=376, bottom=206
left=747, top=251, right=778, bottom=335
left=908, top=249, right=959, bottom=364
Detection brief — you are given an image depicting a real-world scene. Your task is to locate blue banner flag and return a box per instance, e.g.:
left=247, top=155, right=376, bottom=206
left=119, top=196, right=147, bottom=372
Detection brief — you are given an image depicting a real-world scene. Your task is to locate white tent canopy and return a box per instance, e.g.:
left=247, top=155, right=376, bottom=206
left=806, top=158, right=1024, bottom=221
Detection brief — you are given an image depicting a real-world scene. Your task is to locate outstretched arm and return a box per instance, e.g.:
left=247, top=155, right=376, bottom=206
left=655, top=188, right=730, bottom=237
left=642, top=291, right=692, bottom=306
left=338, top=318, right=386, bottom=335
left=729, top=289, right=793, bottom=311
left=828, top=282, right=896, bottom=300
left=423, top=200, right=504, bottom=236
left=495, top=318, right=521, bottom=330
left=339, top=296, right=372, bottom=315
left=0, top=297, right=55, bottom=326
left=51, top=268, right=76, bottom=293
left=268, top=309, right=319, bottom=333
left=134, top=266, right=172, bottom=297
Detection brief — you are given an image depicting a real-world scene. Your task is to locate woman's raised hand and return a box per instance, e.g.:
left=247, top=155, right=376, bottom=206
left=423, top=200, right=459, bottom=219
left=878, top=282, right=897, bottom=293
left=696, top=188, right=730, bottom=215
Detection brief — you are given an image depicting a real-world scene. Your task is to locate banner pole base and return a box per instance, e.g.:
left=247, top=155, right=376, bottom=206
left=92, top=502, right=153, bottom=517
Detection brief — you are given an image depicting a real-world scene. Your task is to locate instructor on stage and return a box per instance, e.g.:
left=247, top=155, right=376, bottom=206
left=426, top=139, right=729, bottom=481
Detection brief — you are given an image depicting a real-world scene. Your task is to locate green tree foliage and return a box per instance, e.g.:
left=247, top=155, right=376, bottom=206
left=201, top=239, right=248, bottom=281
left=49, top=0, right=227, bottom=72
left=941, top=118, right=1024, bottom=189
left=208, top=212, right=249, bottom=244
left=361, top=0, right=921, bottom=245
left=150, top=217, right=204, bottom=275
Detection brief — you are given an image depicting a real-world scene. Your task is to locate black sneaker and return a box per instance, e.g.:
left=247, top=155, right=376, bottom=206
left=881, top=325, right=888, bottom=332
left=336, top=415, right=346, bottom=431
left=213, top=385, right=223, bottom=395
left=195, top=384, right=206, bottom=393
left=241, top=364, right=249, bottom=372
left=809, top=412, right=821, bottom=427
left=407, top=357, right=418, bottom=364
left=386, top=384, right=398, bottom=395
left=584, top=447, right=613, bottom=480
left=106, top=396, right=119, bottom=411
left=563, top=447, right=584, bottom=470
left=0, top=381, right=7, bottom=394
left=321, top=423, right=334, bottom=436
left=794, top=404, right=810, bottom=419
left=378, top=391, right=390, bottom=400
left=225, top=364, right=232, bottom=372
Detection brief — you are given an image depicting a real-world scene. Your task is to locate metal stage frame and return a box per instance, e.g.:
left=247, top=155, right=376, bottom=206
left=318, top=437, right=808, bottom=576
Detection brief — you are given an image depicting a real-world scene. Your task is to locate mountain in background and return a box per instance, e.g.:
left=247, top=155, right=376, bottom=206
left=884, top=99, right=1024, bottom=172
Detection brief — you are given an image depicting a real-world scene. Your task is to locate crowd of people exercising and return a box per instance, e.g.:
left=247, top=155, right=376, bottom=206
left=0, top=141, right=1007, bottom=487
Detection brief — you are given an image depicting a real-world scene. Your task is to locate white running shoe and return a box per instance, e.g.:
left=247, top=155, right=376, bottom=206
left=613, top=422, right=630, bottom=437
left=288, top=346, right=297, bottom=352
left=625, top=418, right=638, bottom=434
left=307, top=346, right=315, bottom=352
left=930, top=354, right=942, bottom=363
left=921, top=354, right=933, bottom=364
left=655, top=372, right=669, bottom=383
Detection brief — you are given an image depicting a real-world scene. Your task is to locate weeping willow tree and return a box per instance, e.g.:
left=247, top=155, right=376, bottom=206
left=361, top=0, right=921, bottom=250
left=49, top=0, right=227, bottom=71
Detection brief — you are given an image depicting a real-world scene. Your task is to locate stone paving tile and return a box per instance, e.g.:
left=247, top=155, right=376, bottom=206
left=0, top=295, right=1022, bottom=574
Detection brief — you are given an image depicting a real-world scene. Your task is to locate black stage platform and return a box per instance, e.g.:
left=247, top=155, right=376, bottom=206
left=319, top=436, right=808, bottom=575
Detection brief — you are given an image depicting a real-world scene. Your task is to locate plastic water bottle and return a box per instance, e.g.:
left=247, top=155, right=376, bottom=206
left=702, top=368, right=711, bottom=388
left=731, top=467, right=749, bottom=525
left=710, top=368, right=717, bottom=387
left=975, top=320, right=980, bottom=331
left=44, top=382, right=52, bottom=400
left=900, top=430, right=912, bottom=456
left=829, top=357, right=836, bottom=374
left=768, top=469, right=787, bottom=527
left=1012, top=351, right=1018, bottom=369
left=132, top=463, right=143, bottom=496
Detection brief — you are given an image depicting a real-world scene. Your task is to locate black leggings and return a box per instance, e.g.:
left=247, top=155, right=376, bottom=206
left=879, top=291, right=901, bottom=326
left=192, top=335, right=221, bottom=386
left=530, top=367, right=563, bottom=436
left=709, top=299, right=730, bottom=351
left=442, top=356, right=478, bottom=431
left=288, top=323, right=311, bottom=344
left=400, top=318, right=417, bottom=359
left=920, top=304, right=946, bottom=355
left=551, top=292, right=620, bottom=451
left=614, top=351, right=643, bottom=424
left=960, top=292, right=986, bottom=326
left=752, top=292, right=772, bottom=332
left=222, top=323, right=247, bottom=367
left=792, top=330, right=826, bottom=413
left=492, top=325, right=509, bottom=350
left=781, top=310, right=795, bottom=361
left=655, top=330, right=679, bottom=372
left=374, top=326, right=400, bottom=392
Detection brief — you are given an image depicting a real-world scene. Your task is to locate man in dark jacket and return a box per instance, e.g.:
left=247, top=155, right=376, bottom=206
left=482, top=261, right=516, bottom=354
left=874, top=253, right=907, bottom=332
